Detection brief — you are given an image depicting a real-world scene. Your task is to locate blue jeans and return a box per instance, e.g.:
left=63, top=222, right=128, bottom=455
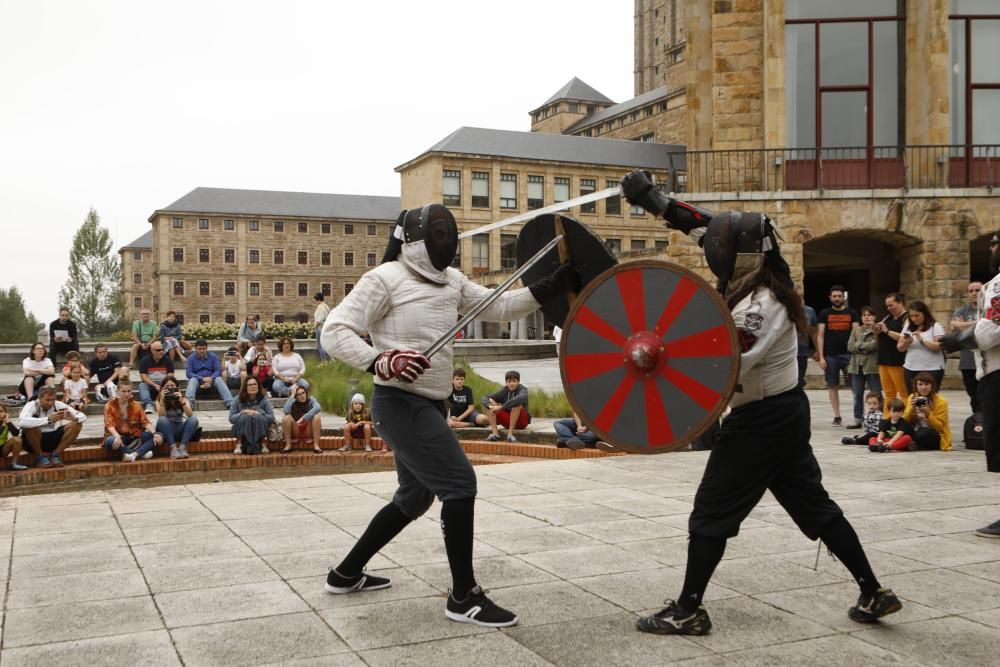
left=316, top=325, right=329, bottom=361
left=272, top=377, right=309, bottom=397
left=553, top=418, right=597, bottom=446
left=103, top=432, right=155, bottom=460
left=185, top=376, right=234, bottom=407
left=138, top=382, right=159, bottom=408
left=851, top=373, right=883, bottom=421
left=156, top=415, right=200, bottom=447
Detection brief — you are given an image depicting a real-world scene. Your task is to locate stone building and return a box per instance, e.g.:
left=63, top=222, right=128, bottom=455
left=119, top=230, right=154, bottom=315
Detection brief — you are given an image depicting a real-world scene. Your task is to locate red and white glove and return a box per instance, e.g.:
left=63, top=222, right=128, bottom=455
left=374, top=349, right=431, bottom=383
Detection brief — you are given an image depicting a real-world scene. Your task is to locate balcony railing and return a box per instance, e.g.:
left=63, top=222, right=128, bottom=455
left=666, top=145, right=998, bottom=194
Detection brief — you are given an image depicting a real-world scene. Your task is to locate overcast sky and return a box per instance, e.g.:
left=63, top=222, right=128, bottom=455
left=0, top=0, right=634, bottom=322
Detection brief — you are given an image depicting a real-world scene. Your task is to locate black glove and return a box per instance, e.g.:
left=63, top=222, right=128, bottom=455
left=942, top=326, right=979, bottom=354
left=621, top=170, right=670, bottom=218
left=528, top=263, right=582, bottom=304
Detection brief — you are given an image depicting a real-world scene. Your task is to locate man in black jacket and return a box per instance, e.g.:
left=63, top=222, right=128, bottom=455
left=49, top=308, right=79, bottom=363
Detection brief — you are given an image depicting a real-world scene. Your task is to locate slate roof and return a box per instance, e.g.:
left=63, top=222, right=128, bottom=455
left=149, top=187, right=401, bottom=222
left=565, top=86, right=670, bottom=134
left=119, top=230, right=152, bottom=251
left=540, top=77, right=615, bottom=107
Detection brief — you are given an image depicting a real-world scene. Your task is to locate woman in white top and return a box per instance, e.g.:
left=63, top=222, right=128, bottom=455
left=19, top=343, right=56, bottom=400
left=271, top=336, right=308, bottom=397
left=897, top=299, right=946, bottom=394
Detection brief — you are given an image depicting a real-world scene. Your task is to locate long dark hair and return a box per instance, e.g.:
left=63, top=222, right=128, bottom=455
left=907, top=300, right=936, bottom=332
left=239, top=376, right=263, bottom=405
left=723, top=261, right=807, bottom=335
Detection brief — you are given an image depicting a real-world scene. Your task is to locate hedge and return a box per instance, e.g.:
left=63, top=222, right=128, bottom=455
left=109, top=322, right=316, bottom=342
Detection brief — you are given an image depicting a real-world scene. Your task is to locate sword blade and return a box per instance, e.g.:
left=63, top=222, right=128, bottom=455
left=423, top=234, right=564, bottom=359
left=456, top=186, right=621, bottom=239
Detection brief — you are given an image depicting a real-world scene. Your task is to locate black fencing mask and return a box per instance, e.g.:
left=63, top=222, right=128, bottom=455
left=403, top=204, right=458, bottom=271
left=702, top=211, right=780, bottom=284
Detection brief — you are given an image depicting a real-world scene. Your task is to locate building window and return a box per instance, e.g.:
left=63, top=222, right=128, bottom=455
left=133, top=297, right=142, bottom=308
left=225, top=313, right=235, bottom=324
left=606, top=179, right=622, bottom=215
left=554, top=177, right=570, bottom=203
left=344, top=223, right=354, bottom=235
left=367, top=224, right=377, bottom=235
left=224, top=219, right=234, bottom=230
left=249, top=249, right=260, bottom=264
left=655, top=239, right=669, bottom=250
left=344, top=283, right=354, bottom=295
left=172, top=217, right=183, bottom=229
left=949, top=6, right=1000, bottom=147
left=199, top=248, right=209, bottom=263
left=200, top=314, right=210, bottom=324
left=225, top=281, right=235, bottom=296
left=500, top=173, right=517, bottom=209
left=631, top=239, right=647, bottom=251
left=471, top=171, right=489, bottom=208
left=274, top=314, right=285, bottom=324
left=273, top=250, right=284, bottom=265
left=568, top=102, right=579, bottom=113
left=132, top=251, right=142, bottom=261
left=636, top=133, right=655, bottom=143
left=630, top=203, right=646, bottom=216
left=199, top=218, right=209, bottom=230
left=298, top=251, right=307, bottom=265
left=199, top=281, right=210, bottom=296
left=298, top=222, right=308, bottom=233
left=500, top=233, right=517, bottom=269
left=472, top=235, right=489, bottom=272
left=344, top=252, right=354, bottom=266
left=274, top=221, right=284, bottom=232
left=443, top=169, right=461, bottom=206
left=606, top=238, right=622, bottom=257
left=367, top=252, right=376, bottom=266
left=173, top=248, right=184, bottom=262
left=224, top=248, right=235, bottom=263
left=274, top=282, right=285, bottom=297
left=249, top=282, right=260, bottom=296
left=133, top=272, right=142, bottom=284
left=298, top=283, right=308, bottom=297
left=249, top=220, right=259, bottom=231
left=173, top=281, right=185, bottom=296
left=580, top=179, right=596, bottom=213
left=321, top=223, right=331, bottom=234
left=527, top=175, right=544, bottom=209
left=321, top=251, right=331, bottom=266
left=174, top=313, right=185, bottom=325
left=321, top=283, right=331, bottom=296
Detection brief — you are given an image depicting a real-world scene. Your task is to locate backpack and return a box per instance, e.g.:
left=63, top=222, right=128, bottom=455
left=964, top=413, right=985, bottom=450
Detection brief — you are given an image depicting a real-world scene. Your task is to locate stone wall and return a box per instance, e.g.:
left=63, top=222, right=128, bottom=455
left=119, top=248, right=154, bottom=320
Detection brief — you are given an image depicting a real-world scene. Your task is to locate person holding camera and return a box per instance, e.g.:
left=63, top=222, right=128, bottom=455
left=222, top=346, right=247, bottom=394
left=897, top=300, right=946, bottom=394
left=155, top=375, right=199, bottom=460
left=902, top=372, right=951, bottom=451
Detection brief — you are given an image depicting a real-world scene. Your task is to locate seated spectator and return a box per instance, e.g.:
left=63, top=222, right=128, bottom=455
left=0, top=404, right=27, bottom=471
left=48, top=307, right=79, bottom=363
left=236, top=314, right=263, bottom=356
left=281, top=385, right=323, bottom=453
left=842, top=392, right=884, bottom=446
left=60, top=350, right=91, bottom=382
left=554, top=412, right=611, bottom=450
left=88, top=343, right=128, bottom=403
left=339, top=393, right=373, bottom=452
left=222, top=346, right=246, bottom=394
left=160, top=311, right=189, bottom=363
left=903, top=372, right=952, bottom=451
left=155, top=375, right=198, bottom=460
left=129, top=308, right=159, bottom=368
left=18, top=343, right=56, bottom=402
left=245, top=335, right=275, bottom=394
left=868, top=398, right=914, bottom=452
left=483, top=370, right=530, bottom=443
left=103, top=381, right=161, bottom=463
left=229, top=376, right=272, bottom=455
left=271, top=337, right=308, bottom=397
left=898, top=300, right=946, bottom=393
left=185, top=340, right=234, bottom=408
left=138, top=342, right=175, bottom=414
left=447, top=368, right=489, bottom=428
left=61, top=363, right=90, bottom=411
left=17, top=385, right=86, bottom=468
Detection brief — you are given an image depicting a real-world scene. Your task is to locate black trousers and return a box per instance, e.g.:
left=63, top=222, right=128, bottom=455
left=962, top=368, right=981, bottom=413
left=980, top=371, right=1000, bottom=473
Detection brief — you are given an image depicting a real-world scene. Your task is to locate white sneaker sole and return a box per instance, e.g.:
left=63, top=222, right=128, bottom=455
left=324, top=579, right=392, bottom=595
left=445, top=609, right=519, bottom=628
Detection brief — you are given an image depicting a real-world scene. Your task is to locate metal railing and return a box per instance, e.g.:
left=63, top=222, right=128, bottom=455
left=666, top=145, right=998, bottom=194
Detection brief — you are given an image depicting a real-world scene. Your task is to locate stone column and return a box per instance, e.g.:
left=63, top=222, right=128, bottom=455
left=906, top=0, right=951, bottom=187
left=685, top=0, right=715, bottom=151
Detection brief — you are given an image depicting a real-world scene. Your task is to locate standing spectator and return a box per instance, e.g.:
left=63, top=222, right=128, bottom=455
left=898, top=300, right=946, bottom=393
left=88, top=343, right=128, bottom=403
left=229, top=376, right=272, bottom=454
left=846, top=306, right=883, bottom=429
left=795, top=287, right=819, bottom=389
left=0, top=404, right=27, bottom=471
left=271, top=337, right=309, bottom=397
left=137, top=342, right=175, bottom=414
left=129, top=308, right=158, bottom=368
left=281, top=385, right=323, bottom=453
left=155, top=375, right=198, bottom=460
left=103, top=381, right=160, bottom=463
left=902, top=372, right=951, bottom=451
left=18, top=385, right=86, bottom=468
left=554, top=411, right=611, bottom=450
left=18, top=343, right=56, bottom=401
left=222, top=346, right=246, bottom=394
left=48, top=308, right=79, bottom=363
left=236, top=314, right=263, bottom=356
left=185, top=340, right=234, bottom=408
left=483, top=370, right=530, bottom=443
left=817, top=285, right=860, bottom=426
left=878, top=293, right=909, bottom=411
left=314, top=293, right=331, bottom=362
left=340, top=393, right=373, bottom=452
left=951, top=282, right=983, bottom=412
left=61, top=363, right=90, bottom=411
left=245, top=335, right=275, bottom=394
left=160, top=311, right=189, bottom=364
left=447, top=368, right=488, bottom=428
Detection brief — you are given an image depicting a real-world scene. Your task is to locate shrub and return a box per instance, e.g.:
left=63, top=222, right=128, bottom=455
left=181, top=321, right=314, bottom=341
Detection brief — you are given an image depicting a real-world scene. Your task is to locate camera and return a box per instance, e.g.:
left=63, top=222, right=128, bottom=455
left=914, top=396, right=928, bottom=408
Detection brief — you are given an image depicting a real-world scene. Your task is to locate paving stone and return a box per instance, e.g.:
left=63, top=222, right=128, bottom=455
left=876, top=510, right=986, bottom=535
left=406, top=555, right=558, bottom=592
left=363, top=631, right=553, bottom=666
left=468, top=511, right=549, bottom=533
left=962, top=606, right=1000, bottom=630
left=172, top=611, right=349, bottom=665
left=184, top=479, right=274, bottom=495
left=525, top=477, right=618, bottom=494
left=779, top=547, right=934, bottom=578
left=3, top=595, right=162, bottom=647
left=378, top=536, right=502, bottom=566
left=879, top=568, right=1000, bottom=614
left=224, top=513, right=334, bottom=537
left=852, top=615, right=1000, bottom=667
left=12, top=528, right=126, bottom=557
left=16, top=501, right=112, bottom=522
left=132, top=535, right=256, bottom=568
left=261, top=549, right=394, bottom=580
left=310, top=503, right=393, bottom=524
left=488, top=580, right=622, bottom=627
left=726, top=525, right=818, bottom=556
left=475, top=526, right=603, bottom=555
left=142, top=556, right=279, bottom=594
left=123, top=521, right=234, bottom=546
left=518, top=544, right=662, bottom=579
left=155, top=580, right=309, bottom=628
left=565, top=517, right=686, bottom=543
left=110, top=496, right=206, bottom=515
left=10, top=546, right=136, bottom=579
left=571, top=566, right=740, bottom=611
left=708, top=555, right=847, bottom=595
left=287, top=567, right=440, bottom=610
left=15, top=490, right=108, bottom=508
left=489, top=493, right=581, bottom=511
left=0, top=629, right=180, bottom=667
left=618, top=535, right=756, bottom=567
left=7, top=568, right=147, bottom=609
left=724, top=634, right=913, bottom=665
left=238, top=526, right=359, bottom=556
left=340, top=516, right=444, bottom=542
left=519, top=504, right=636, bottom=526
left=954, top=560, right=1000, bottom=584
left=116, top=506, right=218, bottom=528
left=207, top=499, right=312, bottom=520
left=681, top=596, right=835, bottom=653
left=867, top=535, right=1000, bottom=567
left=11, top=513, right=118, bottom=537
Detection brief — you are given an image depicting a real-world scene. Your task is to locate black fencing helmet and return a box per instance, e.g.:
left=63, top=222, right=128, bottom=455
left=402, top=204, right=458, bottom=271
left=702, top=211, right=780, bottom=284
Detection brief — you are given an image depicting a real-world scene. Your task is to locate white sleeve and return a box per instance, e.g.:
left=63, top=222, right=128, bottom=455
left=56, top=401, right=87, bottom=424
left=457, top=274, right=539, bottom=323
left=975, top=291, right=1000, bottom=350
left=732, top=291, right=789, bottom=376
left=322, top=271, right=391, bottom=370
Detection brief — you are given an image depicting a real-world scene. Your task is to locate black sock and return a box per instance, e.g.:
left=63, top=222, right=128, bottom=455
left=677, top=534, right=727, bottom=612
left=337, top=502, right=412, bottom=577
left=820, top=515, right=880, bottom=595
left=440, top=498, right=477, bottom=597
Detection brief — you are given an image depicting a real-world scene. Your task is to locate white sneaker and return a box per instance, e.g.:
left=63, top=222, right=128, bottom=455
left=123, top=452, right=138, bottom=463
left=142, top=451, right=153, bottom=460
left=233, top=445, right=242, bottom=455
left=144, top=404, right=154, bottom=415
left=261, top=446, right=270, bottom=454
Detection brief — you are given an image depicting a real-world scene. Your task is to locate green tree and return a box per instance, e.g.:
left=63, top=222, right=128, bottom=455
left=0, top=286, right=42, bottom=344
left=58, top=208, right=124, bottom=336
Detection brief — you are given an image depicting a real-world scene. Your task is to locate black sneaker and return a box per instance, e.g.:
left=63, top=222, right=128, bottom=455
left=841, top=437, right=857, bottom=445
left=848, top=588, right=902, bottom=623
left=975, top=519, right=1000, bottom=538
left=324, top=568, right=392, bottom=594
left=636, top=600, right=712, bottom=635
left=868, top=443, right=889, bottom=453
left=446, top=586, right=519, bottom=627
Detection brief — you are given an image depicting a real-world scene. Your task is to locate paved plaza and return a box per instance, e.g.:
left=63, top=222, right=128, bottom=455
left=1, top=378, right=998, bottom=665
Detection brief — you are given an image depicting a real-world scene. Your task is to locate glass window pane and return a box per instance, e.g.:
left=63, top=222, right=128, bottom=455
left=821, top=91, right=867, bottom=147
left=953, top=0, right=1000, bottom=14
left=951, top=19, right=967, bottom=145
left=786, top=0, right=897, bottom=19
left=972, top=89, right=1000, bottom=144
left=820, top=22, right=868, bottom=86
left=873, top=21, right=900, bottom=145
left=971, top=20, right=1000, bottom=84
left=785, top=23, right=816, bottom=147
